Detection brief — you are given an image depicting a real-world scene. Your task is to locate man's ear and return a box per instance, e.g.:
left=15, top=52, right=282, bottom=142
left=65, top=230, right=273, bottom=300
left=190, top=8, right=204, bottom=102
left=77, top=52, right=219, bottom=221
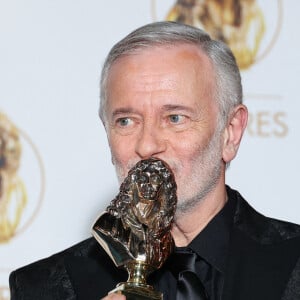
left=222, top=104, right=248, bottom=163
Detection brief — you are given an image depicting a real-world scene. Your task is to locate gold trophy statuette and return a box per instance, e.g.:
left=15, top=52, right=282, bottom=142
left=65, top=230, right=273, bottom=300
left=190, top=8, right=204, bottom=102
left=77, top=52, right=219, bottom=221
left=92, top=158, right=177, bottom=299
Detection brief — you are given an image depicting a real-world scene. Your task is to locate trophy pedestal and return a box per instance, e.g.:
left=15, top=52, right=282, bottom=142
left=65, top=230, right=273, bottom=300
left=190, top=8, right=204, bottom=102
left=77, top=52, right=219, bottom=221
left=111, top=282, right=162, bottom=300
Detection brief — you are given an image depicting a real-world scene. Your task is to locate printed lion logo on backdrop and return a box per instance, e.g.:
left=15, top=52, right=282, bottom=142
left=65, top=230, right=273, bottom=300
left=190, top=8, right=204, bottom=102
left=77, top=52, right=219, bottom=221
left=0, top=112, right=27, bottom=243
left=165, top=0, right=266, bottom=69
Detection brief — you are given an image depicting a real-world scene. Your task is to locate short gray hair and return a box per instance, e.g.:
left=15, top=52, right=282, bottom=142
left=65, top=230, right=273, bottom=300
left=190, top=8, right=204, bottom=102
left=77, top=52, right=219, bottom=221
left=99, top=21, right=242, bottom=129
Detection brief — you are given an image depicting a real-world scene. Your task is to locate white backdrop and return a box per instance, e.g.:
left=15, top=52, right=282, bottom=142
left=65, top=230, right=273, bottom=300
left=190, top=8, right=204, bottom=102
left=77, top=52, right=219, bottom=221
left=1, top=1, right=299, bottom=299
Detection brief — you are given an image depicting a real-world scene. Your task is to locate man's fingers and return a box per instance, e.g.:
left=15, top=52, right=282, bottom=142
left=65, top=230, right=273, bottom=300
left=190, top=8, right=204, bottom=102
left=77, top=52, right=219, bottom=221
left=101, top=292, right=126, bottom=300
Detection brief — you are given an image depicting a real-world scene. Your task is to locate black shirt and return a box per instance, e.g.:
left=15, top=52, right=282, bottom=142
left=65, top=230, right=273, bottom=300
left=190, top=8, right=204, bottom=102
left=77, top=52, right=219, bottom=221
left=150, top=192, right=237, bottom=300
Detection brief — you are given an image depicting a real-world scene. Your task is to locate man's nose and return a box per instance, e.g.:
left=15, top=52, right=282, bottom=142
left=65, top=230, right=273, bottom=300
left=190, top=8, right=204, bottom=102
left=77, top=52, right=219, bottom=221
left=135, top=124, right=166, bottom=159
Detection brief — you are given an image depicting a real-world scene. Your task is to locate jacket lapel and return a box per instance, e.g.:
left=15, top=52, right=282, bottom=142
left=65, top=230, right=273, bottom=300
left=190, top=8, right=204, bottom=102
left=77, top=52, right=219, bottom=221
left=223, top=192, right=300, bottom=300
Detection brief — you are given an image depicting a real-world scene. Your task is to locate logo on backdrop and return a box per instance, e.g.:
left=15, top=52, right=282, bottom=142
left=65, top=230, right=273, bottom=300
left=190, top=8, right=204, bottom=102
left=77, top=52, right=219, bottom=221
left=151, top=0, right=283, bottom=70
left=151, top=0, right=287, bottom=138
left=0, top=112, right=45, bottom=243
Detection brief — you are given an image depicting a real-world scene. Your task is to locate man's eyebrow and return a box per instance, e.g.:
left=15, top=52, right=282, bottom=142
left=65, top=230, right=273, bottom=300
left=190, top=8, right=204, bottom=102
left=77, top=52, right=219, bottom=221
left=111, top=105, right=193, bottom=118
left=111, top=108, right=138, bottom=118
left=162, top=104, right=194, bottom=113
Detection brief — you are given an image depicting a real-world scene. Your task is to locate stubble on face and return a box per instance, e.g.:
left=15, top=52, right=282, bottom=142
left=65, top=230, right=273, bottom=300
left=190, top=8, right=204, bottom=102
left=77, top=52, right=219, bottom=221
left=173, top=127, right=223, bottom=216
left=111, top=125, right=223, bottom=216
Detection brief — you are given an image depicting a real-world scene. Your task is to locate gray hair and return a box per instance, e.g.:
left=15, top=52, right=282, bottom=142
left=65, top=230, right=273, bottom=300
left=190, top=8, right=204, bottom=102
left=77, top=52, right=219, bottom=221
left=99, top=21, right=242, bottom=129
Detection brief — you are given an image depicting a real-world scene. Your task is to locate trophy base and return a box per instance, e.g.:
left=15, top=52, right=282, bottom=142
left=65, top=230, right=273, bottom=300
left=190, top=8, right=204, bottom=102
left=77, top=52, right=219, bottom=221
left=110, top=282, right=162, bottom=300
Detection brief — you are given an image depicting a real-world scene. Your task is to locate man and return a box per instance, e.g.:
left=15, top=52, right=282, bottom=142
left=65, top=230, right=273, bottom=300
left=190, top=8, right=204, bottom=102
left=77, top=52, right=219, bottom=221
left=9, top=21, right=300, bottom=300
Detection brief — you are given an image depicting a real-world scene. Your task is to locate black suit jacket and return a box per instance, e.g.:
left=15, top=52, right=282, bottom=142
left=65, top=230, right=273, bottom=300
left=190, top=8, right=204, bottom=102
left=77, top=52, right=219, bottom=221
left=9, top=187, right=300, bottom=300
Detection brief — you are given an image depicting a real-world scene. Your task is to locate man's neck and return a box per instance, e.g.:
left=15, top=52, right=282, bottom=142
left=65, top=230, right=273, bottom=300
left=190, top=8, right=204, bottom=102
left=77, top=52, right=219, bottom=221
left=171, top=185, right=227, bottom=247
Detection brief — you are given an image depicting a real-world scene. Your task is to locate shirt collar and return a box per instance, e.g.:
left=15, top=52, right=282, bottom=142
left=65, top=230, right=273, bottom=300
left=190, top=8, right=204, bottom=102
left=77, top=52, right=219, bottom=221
left=186, top=186, right=237, bottom=273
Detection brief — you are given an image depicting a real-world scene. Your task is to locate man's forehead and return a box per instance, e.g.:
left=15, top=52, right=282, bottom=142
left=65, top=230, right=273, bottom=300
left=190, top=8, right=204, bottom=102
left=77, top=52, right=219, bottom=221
left=106, top=43, right=214, bottom=99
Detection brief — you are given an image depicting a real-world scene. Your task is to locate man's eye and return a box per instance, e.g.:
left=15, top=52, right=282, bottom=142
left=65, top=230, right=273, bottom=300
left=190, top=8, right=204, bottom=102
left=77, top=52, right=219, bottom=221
left=116, top=117, right=132, bottom=127
left=169, top=114, right=184, bottom=124
left=112, top=116, right=139, bottom=135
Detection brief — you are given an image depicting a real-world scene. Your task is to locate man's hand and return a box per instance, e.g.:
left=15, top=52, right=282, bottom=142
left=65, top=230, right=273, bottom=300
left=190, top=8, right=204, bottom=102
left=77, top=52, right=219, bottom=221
left=101, top=293, right=126, bottom=300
